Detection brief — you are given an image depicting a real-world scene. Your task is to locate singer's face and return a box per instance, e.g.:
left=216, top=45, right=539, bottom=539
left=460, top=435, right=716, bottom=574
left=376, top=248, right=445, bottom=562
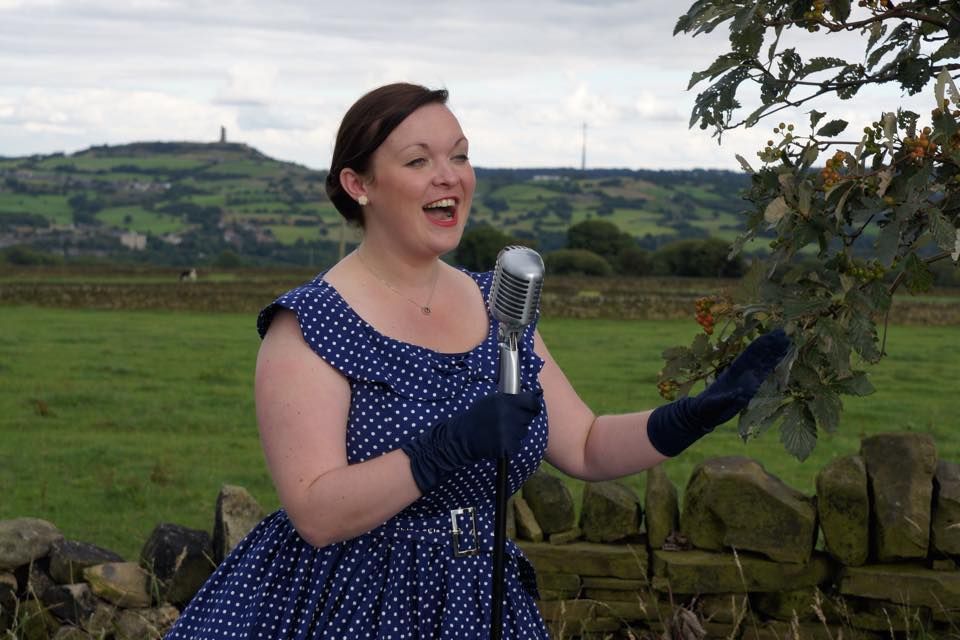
left=362, top=103, right=476, bottom=258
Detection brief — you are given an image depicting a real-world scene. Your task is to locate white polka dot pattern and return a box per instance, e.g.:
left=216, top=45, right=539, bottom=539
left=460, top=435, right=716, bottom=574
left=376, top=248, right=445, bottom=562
left=164, top=270, right=551, bottom=639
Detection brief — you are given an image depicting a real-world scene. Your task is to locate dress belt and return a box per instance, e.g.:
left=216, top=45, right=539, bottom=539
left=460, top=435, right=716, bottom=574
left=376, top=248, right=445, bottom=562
left=373, top=506, right=498, bottom=557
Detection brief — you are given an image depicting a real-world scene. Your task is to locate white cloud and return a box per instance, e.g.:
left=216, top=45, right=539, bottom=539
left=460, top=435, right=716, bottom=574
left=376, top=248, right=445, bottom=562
left=0, top=0, right=943, bottom=169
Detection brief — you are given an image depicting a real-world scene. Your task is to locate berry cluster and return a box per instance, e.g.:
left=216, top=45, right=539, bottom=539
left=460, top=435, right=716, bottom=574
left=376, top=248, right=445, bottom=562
left=758, top=122, right=795, bottom=163
left=657, top=379, right=679, bottom=401
left=845, top=259, right=885, bottom=282
left=695, top=296, right=717, bottom=335
left=903, top=127, right=938, bottom=165
left=857, top=0, right=891, bottom=9
left=820, top=150, right=847, bottom=189
left=803, top=0, right=826, bottom=30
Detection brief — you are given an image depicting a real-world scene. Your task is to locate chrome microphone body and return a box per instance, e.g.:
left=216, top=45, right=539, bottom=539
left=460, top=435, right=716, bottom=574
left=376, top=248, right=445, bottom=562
left=486, top=245, right=544, bottom=640
left=489, top=246, right=545, bottom=396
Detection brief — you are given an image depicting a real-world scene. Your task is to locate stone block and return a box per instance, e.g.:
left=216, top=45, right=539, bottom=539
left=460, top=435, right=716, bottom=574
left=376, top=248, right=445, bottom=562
left=40, top=583, right=97, bottom=624
left=816, top=454, right=869, bottom=566
left=752, top=587, right=841, bottom=622
left=113, top=605, right=179, bottom=640
left=519, top=540, right=648, bottom=579
left=535, top=572, right=580, bottom=600
left=522, top=471, right=575, bottom=535
left=513, top=496, right=543, bottom=542
left=651, top=549, right=834, bottom=594
left=861, top=432, right=937, bottom=561
left=49, top=540, right=124, bottom=585
left=548, top=527, right=581, bottom=545
left=140, top=523, right=214, bottom=607
left=645, top=465, right=678, bottom=550
left=696, top=593, right=749, bottom=625
left=840, top=563, right=960, bottom=609
left=932, top=459, right=960, bottom=557
left=580, top=481, right=641, bottom=543
left=83, top=563, right=151, bottom=608
left=681, top=457, right=817, bottom=564
left=0, top=518, right=63, bottom=571
left=212, top=484, right=266, bottom=564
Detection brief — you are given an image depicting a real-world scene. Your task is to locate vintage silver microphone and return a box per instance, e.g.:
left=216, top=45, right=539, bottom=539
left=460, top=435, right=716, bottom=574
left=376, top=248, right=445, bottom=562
left=487, top=245, right=544, bottom=640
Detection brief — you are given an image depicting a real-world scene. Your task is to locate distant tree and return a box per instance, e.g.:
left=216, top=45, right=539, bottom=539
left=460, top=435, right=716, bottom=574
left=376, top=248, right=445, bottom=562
left=454, top=224, right=523, bottom=271
left=652, top=238, right=745, bottom=277
left=566, top=219, right=635, bottom=264
left=544, top=248, right=614, bottom=276
left=212, top=249, right=244, bottom=268
left=616, top=246, right=653, bottom=276
left=1, top=245, right=63, bottom=266
left=662, top=0, right=960, bottom=459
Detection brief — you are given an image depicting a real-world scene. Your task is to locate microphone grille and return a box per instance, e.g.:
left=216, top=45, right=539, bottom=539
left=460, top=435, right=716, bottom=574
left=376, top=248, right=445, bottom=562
left=489, top=246, right=544, bottom=329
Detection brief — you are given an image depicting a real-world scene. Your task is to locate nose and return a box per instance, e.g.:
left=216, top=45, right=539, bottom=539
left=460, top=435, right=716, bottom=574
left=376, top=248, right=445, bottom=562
left=432, top=159, right=460, bottom=186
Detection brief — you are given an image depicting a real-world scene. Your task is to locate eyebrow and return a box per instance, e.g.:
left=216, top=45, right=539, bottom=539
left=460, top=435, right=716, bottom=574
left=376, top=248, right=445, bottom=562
left=400, top=137, right=469, bottom=152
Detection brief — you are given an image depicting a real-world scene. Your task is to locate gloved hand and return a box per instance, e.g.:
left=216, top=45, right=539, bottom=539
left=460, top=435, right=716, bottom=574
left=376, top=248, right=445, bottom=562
left=647, top=328, right=791, bottom=457
left=401, top=390, right=542, bottom=494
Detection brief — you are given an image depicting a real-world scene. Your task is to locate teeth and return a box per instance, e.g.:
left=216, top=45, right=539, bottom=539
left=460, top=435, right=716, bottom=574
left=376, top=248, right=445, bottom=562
left=425, top=198, right=456, bottom=209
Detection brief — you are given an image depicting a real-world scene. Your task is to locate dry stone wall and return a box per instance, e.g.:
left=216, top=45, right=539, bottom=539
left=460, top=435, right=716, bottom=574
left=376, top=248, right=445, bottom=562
left=2, top=433, right=959, bottom=639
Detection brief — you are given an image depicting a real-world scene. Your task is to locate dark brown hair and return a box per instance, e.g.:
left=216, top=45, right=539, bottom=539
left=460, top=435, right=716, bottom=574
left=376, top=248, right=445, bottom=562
left=325, top=83, right=449, bottom=226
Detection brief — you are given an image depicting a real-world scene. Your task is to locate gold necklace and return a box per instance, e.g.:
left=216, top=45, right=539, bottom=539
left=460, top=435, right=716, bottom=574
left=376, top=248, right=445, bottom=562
left=355, top=249, right=440, bottom=316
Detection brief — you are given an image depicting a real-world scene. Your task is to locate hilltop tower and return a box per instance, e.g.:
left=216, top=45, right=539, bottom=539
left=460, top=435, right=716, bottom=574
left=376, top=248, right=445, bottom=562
left=220, top=126, right=227, bottom=143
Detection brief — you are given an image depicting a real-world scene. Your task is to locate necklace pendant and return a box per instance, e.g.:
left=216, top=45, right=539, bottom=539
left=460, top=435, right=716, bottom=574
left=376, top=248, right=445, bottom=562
left=421, top=306, right=432, bottom=316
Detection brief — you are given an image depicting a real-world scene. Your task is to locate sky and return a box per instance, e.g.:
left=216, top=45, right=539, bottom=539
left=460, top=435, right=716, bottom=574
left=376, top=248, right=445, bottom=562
left=0, top=0, right=940, bottom=171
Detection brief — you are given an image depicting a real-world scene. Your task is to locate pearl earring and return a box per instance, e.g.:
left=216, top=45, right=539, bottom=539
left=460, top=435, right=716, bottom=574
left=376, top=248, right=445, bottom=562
left=358, top=195, right=368, bottom=206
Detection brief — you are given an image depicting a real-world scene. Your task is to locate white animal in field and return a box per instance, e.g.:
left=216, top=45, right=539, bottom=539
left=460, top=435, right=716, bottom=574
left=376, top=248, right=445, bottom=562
left=179, top=268, right=197, bottom=282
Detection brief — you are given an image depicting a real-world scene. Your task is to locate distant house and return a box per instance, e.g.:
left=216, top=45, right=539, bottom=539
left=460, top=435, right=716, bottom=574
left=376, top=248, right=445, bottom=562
left=119, top=231, right=147, bottom=250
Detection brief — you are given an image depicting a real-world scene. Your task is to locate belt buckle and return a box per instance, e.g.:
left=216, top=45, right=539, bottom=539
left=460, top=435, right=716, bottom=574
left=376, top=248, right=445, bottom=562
left=450, top=507, right=479, bottom=557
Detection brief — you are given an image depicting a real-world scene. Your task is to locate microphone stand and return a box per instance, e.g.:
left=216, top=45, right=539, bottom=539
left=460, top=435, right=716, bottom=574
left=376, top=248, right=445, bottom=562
left=492, top=329, right=520, bottom=640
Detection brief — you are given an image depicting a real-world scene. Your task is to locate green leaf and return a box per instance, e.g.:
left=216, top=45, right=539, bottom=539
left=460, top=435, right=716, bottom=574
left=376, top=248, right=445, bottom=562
left=902, top=252, right=935, bottom=294
left=874, top=223, right=900, bottom=266
left=816, top=119, right=849, bottom=137
left=735, top=154, right=755, bottom=173
left=764, top=196, right=789, bottom=224
left=929, top=207, right=958, bottom=252
left=827, top=0, right=850, bottom=23
left=835, top=372, right=875, bottom=397
left=688, top=53, right=742, bottom=90
left=809, top=110, right=826, bottom=129
left=779, top=401, right=817, bottom=461
left=865, top=21, right=887, bottom=56
left=809, top=389, right=842, bottom=434
left=933, top=38, right=960, bottom=62
left=738, top=379, right=786, bottom=440
left=801, top=57, right=847, bottom=75
left=866, top=41, right=897, bottom=70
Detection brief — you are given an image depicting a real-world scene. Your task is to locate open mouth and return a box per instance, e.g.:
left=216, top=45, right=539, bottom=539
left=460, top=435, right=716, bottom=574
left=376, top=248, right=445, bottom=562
left=423, top=197, right=457, bottom=224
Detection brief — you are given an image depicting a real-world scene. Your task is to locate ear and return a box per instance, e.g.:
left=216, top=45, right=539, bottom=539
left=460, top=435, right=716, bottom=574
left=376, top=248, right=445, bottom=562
left=339, top=168, right=368, bottom=202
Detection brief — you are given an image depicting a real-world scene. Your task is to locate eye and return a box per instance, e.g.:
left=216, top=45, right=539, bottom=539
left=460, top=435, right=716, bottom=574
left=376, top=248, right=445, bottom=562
left=453, top=154, right=470, bottom=164
left=406, top=157, right=427, bottom=168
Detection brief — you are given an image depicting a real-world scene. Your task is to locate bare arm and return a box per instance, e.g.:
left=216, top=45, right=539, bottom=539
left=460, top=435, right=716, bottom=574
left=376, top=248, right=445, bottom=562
left=535, top=330, right=668, bottom=481
left=254, top=310, right=421, bottom=548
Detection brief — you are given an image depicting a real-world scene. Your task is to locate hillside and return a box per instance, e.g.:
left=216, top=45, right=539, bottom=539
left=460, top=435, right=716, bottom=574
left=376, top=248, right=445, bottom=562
left=0, top=142, right=751, bottom=266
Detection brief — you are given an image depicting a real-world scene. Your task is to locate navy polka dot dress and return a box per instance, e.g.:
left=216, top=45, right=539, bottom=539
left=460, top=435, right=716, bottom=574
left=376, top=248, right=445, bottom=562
left=165, top=270, right=551, bottom=639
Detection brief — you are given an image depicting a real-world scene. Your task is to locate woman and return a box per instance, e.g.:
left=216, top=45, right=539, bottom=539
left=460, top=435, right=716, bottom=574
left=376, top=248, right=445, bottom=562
left=165, top=83, right=788, bottom=639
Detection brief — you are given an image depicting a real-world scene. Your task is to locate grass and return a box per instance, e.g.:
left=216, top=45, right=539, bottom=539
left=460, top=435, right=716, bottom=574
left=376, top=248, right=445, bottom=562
left=0, top=193, right=72, bottom=223
left=1, top=302, right=959, bottom=560
left=96, top=206, right=187, bottom=234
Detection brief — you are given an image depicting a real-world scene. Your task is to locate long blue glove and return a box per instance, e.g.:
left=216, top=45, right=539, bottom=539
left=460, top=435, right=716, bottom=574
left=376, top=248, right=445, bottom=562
left=647, top=329, right=791, bottom=457
left=401, top=390, right=541, bottom=494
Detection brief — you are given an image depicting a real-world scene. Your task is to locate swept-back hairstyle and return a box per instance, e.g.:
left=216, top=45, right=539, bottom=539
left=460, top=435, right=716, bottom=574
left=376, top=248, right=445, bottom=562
left=325, top=83, right=449, bottom=226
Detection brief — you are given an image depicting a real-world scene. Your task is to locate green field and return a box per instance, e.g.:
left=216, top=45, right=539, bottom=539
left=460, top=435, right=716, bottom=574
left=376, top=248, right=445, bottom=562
left=1, top=302, right=958, bottom=560
left=97, top=206, right=188, bottom=234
